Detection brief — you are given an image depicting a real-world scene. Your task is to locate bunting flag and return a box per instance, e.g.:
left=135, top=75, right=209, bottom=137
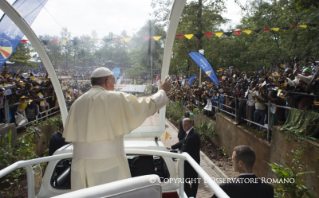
left=215, top=32, right=223, bottom=37
left=123, top=37, right=131, bottom=42
left=194, top=34, right=204, bottom=39
left=17, top=22, right=319, bottom=45
left=270, top=28, right=280, bottom=31
left=0, top=0, right=49, bottom=67
left=42, top=40, right=49, bottom=45
left=188, top=52, right=219, bottom=85
left=204, top=32, right=214, bottom=37
left=184, top=34, right=194, bottom=39
left=233, top=31, right=242, bottom=35
left=176, top=35, right=183, bottom=39
left=152, top=36, right=162, bottom=41
left=224, top=32, right=232, bottom=36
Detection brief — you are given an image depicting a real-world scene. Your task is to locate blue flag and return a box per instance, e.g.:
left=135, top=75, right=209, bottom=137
left=188, top=74, right=196, bottom=85
left=0, top=0, right=49, bottom=67
left=188, top=52, right=219, bottom=85
left=112, top=67, right=121, bottom=79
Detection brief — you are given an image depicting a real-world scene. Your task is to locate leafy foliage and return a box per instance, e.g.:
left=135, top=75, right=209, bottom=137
left=9, top=42, right=37, bottom=67
left=0, top=130, right=37, bottom=197
left=268, top=162, right=315, bottom=198
left=196, top=121, right=218, bottom=138
left=0, top=117, right=62, bottom=196
left=166, top=101, right=184, bottom=125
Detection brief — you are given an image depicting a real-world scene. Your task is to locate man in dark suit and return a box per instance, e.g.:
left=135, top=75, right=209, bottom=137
left=178, top=111, right=190, bottom=141
left=170, top=118, right=200, bottom=198
left=49, top=124, right=69, bottom=156
left=212, top=145, right=274, bottom=198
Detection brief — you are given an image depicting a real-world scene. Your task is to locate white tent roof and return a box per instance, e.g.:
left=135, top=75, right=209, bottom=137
left=120, top=84, right=146, bottom=93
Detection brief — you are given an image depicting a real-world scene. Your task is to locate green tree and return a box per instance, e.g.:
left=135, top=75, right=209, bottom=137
left=9, top=42, right=36, bottom=67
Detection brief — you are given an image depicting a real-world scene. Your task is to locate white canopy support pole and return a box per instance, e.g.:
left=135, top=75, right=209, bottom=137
left=0, top=1, right=68, bottom=125
left=159, top=0, right=186, bottom=132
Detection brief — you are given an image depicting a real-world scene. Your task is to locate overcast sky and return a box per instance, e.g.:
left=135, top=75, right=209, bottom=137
left=2, top=0, right=246, bottom=38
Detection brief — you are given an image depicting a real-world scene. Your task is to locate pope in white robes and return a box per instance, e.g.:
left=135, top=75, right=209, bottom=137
left=63, top=67, right=171, bottom=191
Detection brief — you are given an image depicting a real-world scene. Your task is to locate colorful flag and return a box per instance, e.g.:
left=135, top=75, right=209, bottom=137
left=164, top=131, right=170, bottom=140
left=112, top=67, right=121, bottom=79
left=0, top=0, right=49, bottom=67
left=188, top=52, right=219, bottom=85
left=188, top=74, right=196, bottom=85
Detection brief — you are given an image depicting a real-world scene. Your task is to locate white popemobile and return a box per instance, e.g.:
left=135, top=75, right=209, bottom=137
left=0, top=0, right=229, bottom=197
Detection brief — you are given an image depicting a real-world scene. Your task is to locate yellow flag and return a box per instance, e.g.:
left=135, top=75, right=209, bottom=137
left=164, top=131, right=170, bottom=140
left=215, top=32, right=223, bottom=37
left=299, top=25, right=307, bottom=28
left=243, top=30, right=252, bottom=34
left=184, top=34, right=194, bottom=39
left=123, top=38, right=131, bottom=42
left=61, top=39, right=68, bottom=43
left=31, top=76, right=35, bottom=80
left=270, top=28, right=279, bottom=31
left=153, top=36, right=162, bottom=41
left=17, top=69, right=20, bottom=73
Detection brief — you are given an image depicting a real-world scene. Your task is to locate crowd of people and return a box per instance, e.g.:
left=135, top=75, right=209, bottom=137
left=168, top=58, right=319, bottom=134
left=0, top=64, right=92, bottom=126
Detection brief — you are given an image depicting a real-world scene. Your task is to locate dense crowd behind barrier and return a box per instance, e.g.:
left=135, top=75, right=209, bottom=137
left=0, top=64, right=93, bottom=128
left=167, top=60, right=319, bottom=138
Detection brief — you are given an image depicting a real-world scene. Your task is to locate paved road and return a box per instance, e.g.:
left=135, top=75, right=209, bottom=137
left=139, top=113, right=221, bottom=198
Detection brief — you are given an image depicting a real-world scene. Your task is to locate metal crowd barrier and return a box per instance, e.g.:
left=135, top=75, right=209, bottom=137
left=180, top=89, right=319, bottom=142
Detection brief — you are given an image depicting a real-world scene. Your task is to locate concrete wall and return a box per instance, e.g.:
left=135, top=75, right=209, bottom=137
left=270, top=127, right=319, bottom=197
left=213, top=113, right=319, bottom=197
left=213, top=113, right=271, bottom=178
left=33, top=124, right=58, bottom=156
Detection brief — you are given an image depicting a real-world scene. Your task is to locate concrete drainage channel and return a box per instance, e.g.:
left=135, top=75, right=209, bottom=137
left=165, top=119, right=228, bottom=179
left=200, top=151, right=228, bottom=178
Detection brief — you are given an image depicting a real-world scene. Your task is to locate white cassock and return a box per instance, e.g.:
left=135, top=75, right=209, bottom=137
left=63, top=85, right=168, bottom=191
